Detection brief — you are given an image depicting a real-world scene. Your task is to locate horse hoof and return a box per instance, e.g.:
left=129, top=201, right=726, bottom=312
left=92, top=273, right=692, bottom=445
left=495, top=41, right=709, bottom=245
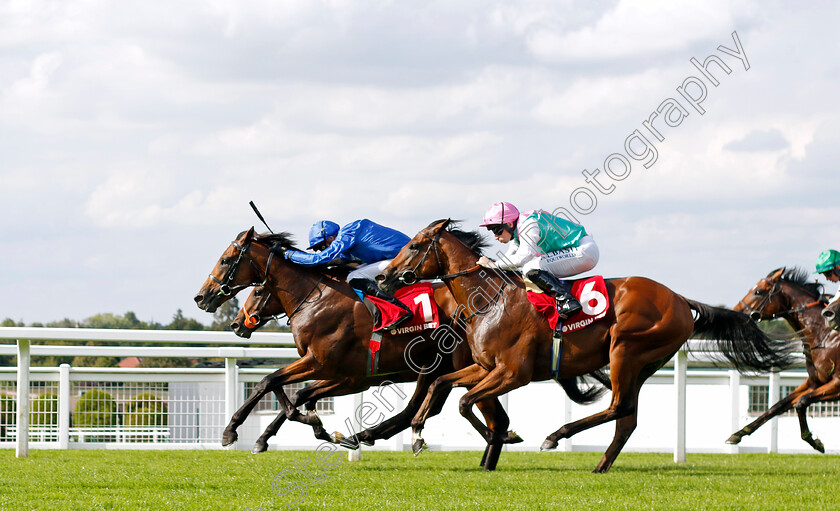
left=361, top=439, right=375, bottom=447
left=814, top=439, right=825, bottom=454
left=330, top=431, right=345, bottom=444
left=503, top=431, right=524, bottom=444
left=412, top=439, right=427, bottom=456
left=540, top=439, right=558, bottom=452
left=221, top=429, right=238, bottom=447
left=725, top=435, right=742, bottom=445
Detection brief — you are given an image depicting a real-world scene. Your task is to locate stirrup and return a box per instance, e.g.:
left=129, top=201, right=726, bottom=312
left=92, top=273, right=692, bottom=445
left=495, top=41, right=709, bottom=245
left=556, top=299, right=581, bottom=321
left=384, top=310, right=413, bottom=330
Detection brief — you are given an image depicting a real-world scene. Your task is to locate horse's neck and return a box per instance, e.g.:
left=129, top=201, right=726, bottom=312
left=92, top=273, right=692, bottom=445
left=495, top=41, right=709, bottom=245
left=785, top=286, right=829, bottom=344
left=268, top=258, right=333, bottom=315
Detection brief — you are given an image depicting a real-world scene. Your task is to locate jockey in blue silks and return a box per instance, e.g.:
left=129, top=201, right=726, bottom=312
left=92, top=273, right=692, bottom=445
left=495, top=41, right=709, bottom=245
left=284, top=219, right=413, bottom=328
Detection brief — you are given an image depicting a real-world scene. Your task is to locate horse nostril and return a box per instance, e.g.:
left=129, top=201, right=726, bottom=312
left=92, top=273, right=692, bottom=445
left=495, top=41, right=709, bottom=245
left=375, top=274, right=385, bottom=282
left=823, top=309, right=835, bottom=319
left=194, top=294, right=204, bottom=304
left=749, top=311, right=761, bottom=321
left=230, top=322, right=240, bottom=331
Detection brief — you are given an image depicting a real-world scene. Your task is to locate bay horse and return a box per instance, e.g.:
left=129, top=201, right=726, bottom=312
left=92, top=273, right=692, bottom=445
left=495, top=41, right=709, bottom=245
left=728, top=267, right=840, bottom=451
left=377, top=219, right=794, bottom=473
left=195, top=227, right=601, bottom=469
left=229, top=282, right=527, bottom=461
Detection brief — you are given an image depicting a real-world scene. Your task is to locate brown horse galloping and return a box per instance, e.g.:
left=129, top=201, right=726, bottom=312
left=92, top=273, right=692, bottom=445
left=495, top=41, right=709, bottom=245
left=229, top=281, right=531, bottom=463
left=195, top=228, right=601, bottom=469
left=728, top=267, right=840, bottom=451
left=377, top=219, right=794, bottom=472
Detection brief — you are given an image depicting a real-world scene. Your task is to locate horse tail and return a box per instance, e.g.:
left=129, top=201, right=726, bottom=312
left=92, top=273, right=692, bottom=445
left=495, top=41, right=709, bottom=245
left=683, top=298, right=795, bottom=373
left=558, top=372, right=609, bottom=404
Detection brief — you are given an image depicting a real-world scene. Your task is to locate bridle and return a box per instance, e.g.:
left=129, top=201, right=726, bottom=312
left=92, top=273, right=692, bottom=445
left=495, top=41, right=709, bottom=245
left=244, top=274, right=325, bottom=329
left=740, top=278, right=823, bottom=321
left=395, top=228, right=482, bottom=285
left=393, top=227, right=506, bottom=322
left=209, top=238, right=270, bottom=297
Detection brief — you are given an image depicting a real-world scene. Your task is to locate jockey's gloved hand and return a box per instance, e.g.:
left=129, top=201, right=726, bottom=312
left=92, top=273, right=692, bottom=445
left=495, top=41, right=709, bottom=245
left=273, top=246, right=293, bottom=258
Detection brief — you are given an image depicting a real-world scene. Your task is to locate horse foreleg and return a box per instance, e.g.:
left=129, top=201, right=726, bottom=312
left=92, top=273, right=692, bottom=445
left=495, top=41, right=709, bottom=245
left=410, top=364, right=489, bottom=456
left=474, top=398, right=519, bottom=471
left=455, top=365, right=528, bottom=450
left=794, top=378, right=840, bottom=453
left=355, top=371, right=436, bottom=446
left=726, top=382, right=808, bottom=445
left=251, top=400, right=288, bottom=454
left=222, top=354, right=320, bottom=446
left=593, top=412, right=638, bottom=473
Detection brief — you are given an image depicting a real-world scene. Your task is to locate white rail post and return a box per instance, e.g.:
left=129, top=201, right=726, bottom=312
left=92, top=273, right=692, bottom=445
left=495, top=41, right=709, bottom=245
left=728, top=369, right=741, bottom=454
left=224, top=358, right=239, bottom=426
left=16, top=339, right=30, bottom=458
left=390, top=384, right=405, bottom=452
left=674, top=349, right=687, bottom=463
left=348, top=391, right=362, bottom=461
left=58, top=364, right=71, bottom=449
left=768, top=369, right=780, bottom=453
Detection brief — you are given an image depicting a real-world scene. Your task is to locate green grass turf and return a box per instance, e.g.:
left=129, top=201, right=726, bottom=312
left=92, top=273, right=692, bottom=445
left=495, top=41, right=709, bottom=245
left=1, top=449, right=838, bottom=510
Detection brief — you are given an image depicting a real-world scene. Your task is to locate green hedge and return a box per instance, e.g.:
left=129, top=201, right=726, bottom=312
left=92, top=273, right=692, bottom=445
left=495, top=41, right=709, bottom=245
left=124, top=393, right=167, bottom=426
left=73, top=389, right=117, bottom=427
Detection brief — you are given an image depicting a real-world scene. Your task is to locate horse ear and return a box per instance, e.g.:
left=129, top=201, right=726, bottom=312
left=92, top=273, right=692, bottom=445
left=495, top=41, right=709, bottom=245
left=438, top=218, right=452, bottom=232
left=240, top=226, right=255, bottom=242
left=770, top=267, right=785, bottom=280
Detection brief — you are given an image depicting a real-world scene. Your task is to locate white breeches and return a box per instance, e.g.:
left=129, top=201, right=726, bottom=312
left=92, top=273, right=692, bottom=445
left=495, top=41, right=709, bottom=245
left=521, top=235, right=600, bottom=278
left=347, top=259, right=393, bottom=282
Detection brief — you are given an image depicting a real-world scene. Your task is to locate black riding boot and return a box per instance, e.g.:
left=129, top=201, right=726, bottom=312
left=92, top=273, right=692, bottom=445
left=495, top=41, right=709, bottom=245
left=525, top=270, right=582, bottom=322
left=349, top=278, right=414, bottom=329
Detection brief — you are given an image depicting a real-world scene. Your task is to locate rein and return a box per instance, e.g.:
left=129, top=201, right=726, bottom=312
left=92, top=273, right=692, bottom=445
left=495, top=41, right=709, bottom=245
left=741, top=278, right=824, bottom=320
left=396, top=227, right=505, bottom=321
left=216, top=237, right=326, bottom=328
left=209, top=239, right=267, bottom=296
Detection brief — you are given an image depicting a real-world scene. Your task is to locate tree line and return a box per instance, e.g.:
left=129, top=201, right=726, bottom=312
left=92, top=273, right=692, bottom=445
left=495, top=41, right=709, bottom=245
left=0, top=297, right=289, bottom=368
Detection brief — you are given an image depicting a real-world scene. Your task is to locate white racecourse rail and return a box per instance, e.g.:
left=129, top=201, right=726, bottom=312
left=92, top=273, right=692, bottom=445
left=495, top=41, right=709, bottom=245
left=0, top=327, right=831, bottom=461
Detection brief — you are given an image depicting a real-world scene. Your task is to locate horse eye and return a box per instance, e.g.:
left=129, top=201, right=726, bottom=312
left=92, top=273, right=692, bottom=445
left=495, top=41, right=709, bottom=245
left=754, top=289, right=763, bottom=295
left=221, top=258, right=230, bottom=265
left=254, top=288, right=263, bottom=296
left=409, top=244, right=420, bottom=250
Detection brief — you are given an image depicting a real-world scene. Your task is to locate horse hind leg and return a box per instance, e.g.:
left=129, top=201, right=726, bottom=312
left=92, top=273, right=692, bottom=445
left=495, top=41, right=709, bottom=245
left=726, top=383, right=806, bottom=445
left=793, top=379, right=840, bottom=453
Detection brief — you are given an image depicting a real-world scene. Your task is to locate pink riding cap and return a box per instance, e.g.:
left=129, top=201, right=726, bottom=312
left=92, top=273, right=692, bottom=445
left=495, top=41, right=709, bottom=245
left=480, top=201, right=520, bottom=226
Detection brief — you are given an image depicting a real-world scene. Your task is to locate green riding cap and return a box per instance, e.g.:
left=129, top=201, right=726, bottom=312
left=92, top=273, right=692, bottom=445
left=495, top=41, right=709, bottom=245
left=816, top=249, right=840, bottom=273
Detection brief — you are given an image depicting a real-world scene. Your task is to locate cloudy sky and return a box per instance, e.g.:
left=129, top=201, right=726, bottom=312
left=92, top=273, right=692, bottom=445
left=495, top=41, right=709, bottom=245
left=2, top=0, right=839, bottom=326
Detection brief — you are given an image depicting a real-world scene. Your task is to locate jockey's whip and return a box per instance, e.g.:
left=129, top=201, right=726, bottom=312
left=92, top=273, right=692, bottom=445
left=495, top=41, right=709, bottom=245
left=249, top=201, right=274, bottom=234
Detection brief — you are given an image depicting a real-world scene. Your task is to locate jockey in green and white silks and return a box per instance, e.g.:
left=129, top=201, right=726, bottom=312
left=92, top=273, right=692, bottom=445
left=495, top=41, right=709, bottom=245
left=478, top=201, right=599, bottom=326
left=816, top=249, right=840, bottom=305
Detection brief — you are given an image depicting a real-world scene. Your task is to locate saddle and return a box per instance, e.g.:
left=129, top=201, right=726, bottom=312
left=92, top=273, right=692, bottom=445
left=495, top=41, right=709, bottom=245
left=526, top=275, right=610, bottom=334
left=355, top=282, right=441, bottom=375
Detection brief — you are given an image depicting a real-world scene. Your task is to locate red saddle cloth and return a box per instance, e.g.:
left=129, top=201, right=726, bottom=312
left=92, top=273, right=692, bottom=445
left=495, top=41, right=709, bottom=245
left=526, top=276, right=610, bottom=334
left=366, top=282, right=440, bottom=336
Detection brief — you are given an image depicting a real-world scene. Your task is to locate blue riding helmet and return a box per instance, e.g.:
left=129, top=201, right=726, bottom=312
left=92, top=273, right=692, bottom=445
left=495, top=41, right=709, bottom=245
left=307, top=220, right=340, bottom=250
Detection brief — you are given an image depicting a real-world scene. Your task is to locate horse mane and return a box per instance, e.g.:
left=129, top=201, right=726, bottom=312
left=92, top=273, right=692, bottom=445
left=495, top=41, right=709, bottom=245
left=426, top=219, right=491, bottom=255
left=253, top=231, right=300, bottom=251
left=770, top=266, right=824, bottom=298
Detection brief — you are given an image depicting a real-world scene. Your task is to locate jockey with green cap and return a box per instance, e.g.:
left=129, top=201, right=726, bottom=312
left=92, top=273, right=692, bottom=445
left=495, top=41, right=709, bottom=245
left=477, top=201, right=599, bottom=328
left=816, top=249, right=840, bottom=309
